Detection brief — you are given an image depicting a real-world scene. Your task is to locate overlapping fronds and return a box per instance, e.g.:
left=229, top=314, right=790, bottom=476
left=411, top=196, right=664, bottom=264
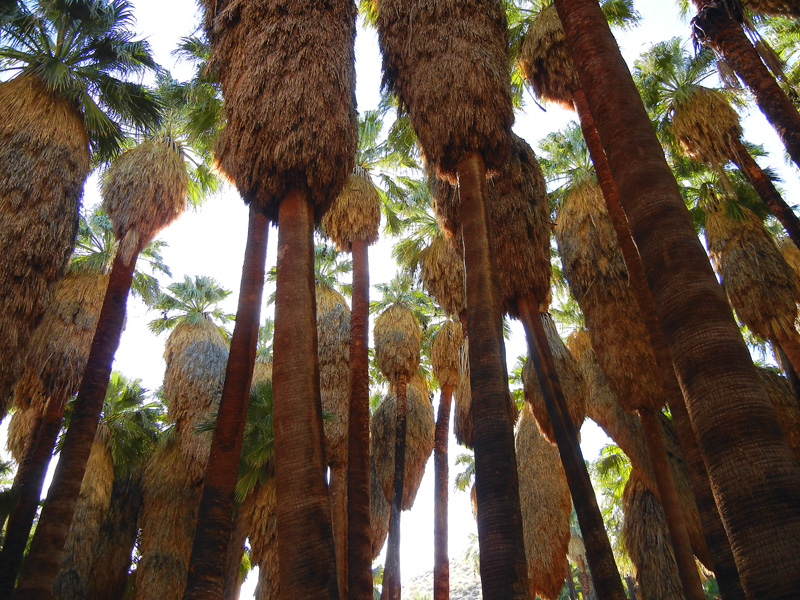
left=522, top=313, right=586, bottom=444
left=427, top=166, right=461, bottom=237
left=518, top=4, right=580, bottom=108
left=370, top=381, right=435, bottom=510
left=419, top=232, right=465, bottom=317
left=431, top=319, right=464, bottom=389
left=758, top=367, right=800, bottom=463
left=203, top=0, right=357, bottom=219
left=322, top=165, right=381, bottom=251
left=622, top=469, right=684, bottom=600
left=377, top=0, right=513, bottom=178
left=671, top=85, right=741, bottom=167
left=705, top=202, right=800, bottom=341
left=555, top=179, right=662, bottom=411
left=0, top=75, right=89, bottom=411
left=778, top=236, right=800, bottom=289
left=317, top=285, right=351, bottom=467
left=102, top=137, right=188, bottom=262
left=490, top=133, right=551, bottom=317
left=516, top=404, right=571, bottom=600
left=374, top=303, right=421, bottom=382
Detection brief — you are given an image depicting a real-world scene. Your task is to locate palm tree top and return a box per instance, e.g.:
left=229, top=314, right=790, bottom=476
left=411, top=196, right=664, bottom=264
left=0, top=0, right=162, bottom=162
left=147, top=274, right=233, bottom=335
left=538, top=122, right=596, bottom=206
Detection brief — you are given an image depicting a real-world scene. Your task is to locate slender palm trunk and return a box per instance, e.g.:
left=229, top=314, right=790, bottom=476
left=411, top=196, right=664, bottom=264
left=13, top=248, right=138, bottom=600
left=272, top=187, right=338, bottom=599
left=773, top=333, right=800, bottom=387
left=222, top=508, right=248, bottom=600
left=330, top=464, right=348, bottom=600
left=182, top=205, right=269, bottom=600
left=557, top=1, right=800, bottom=596
left=381, top=375, right=407, bottom=600
left=690, top=0, right=800, bottom=172
left=565, top=562, right=577, bottom=600
left=625, top=576, right=638, bottom=600
left=729, top=140, right=800, bottom=249
left=85, top=473, right=144, bottom=600
left=0, top=393, right=67, bottom=595
left=638, top=409, right=706, bottom=600
left=774, top=344, right=800, bottom=408
left=457, top=151, right=529, bottom=599
left=433, top=384, right=452, bottom=600
left=347, top=237, right=373, bottom=600
left=517, top=298, right=626, bottom=600
left=573, top=88, right=745, bottom=600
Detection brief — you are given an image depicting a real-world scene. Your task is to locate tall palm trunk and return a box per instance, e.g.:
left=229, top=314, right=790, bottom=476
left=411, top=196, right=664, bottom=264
left=517, top=299, right=626, bottom=600
left=729, top=139, right=800, bottom=250
left=347, top=237, right=373, bottom=599
left=457, top=151, right=529, bottom=599
left=690, top=0, right=800, bottom=172
left=381, top=375, right=407, bottom=600
left=433, top=383, right=452, bottom=600
left=272, top=187, right=338, bottom=599
left=572, top=88, right=745, bottom=600
left=14, top=248, right=138, bottom=600
left=222, top=508, right=248, bottom=600
left=557, top=0, right=800, bottom=597
left=330, top=464, right=348, bottom=600
left=182, top=206, right=269, bottom=600
left=0, top=392, right=67, bottom=594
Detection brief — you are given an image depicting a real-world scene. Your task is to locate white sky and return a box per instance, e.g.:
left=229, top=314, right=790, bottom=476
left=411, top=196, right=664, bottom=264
left=2, top=1, right=799, bottom=598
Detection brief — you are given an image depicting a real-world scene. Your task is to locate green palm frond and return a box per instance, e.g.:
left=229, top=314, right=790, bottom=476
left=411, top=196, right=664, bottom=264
left=148, top=275, right=233, bottom=335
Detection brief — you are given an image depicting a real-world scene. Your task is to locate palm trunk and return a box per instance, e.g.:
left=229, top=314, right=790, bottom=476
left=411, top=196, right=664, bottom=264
left=85, top=473, right=144, bottom=600
left=347, top=236, right=373, bottom=600
left=272, top=186, right=339, bottom=599
left=517, top=298, right=626, bottom=600
left=557, top=0, right=800, bottom=597
left=222, top=507, right=248, bottom=600
left=573, top=87, right=746, bottom=600
left=433, top=384, right=452, bottom=600
left=774, top=343, right=800, bottom=409
left=0, top=392, right=67, bottom=595
left=381, top=374, right=407, bottom=600
left=624, top=575, right=638, bottom=600
left=565, top=562, right=577, bottom=600
left=638, top=409, right=706, bottom=600
left=13, top=248, right=138, bottom=600
left=457, top=150, right=529, bottom=599
left=330, top=464, right=348, bottom=600
left=182, top=205, right=269, bottom=600
left=773, top=333, right=800, bottom=389
left=690, top=0, right=800, bottom=173
left=729, top=139, right=800, bottom=250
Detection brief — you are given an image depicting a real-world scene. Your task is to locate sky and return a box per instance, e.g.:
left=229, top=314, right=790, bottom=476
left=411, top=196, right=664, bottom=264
left=2, top=0, right=800, bottom=598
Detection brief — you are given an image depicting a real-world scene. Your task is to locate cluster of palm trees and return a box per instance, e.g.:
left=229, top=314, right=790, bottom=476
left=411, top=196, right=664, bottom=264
left=2, top=0, right=800, bottom=599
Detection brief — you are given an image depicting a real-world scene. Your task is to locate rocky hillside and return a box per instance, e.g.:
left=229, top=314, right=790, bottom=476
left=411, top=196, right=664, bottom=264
left=401, top=553, right=482, bottom=600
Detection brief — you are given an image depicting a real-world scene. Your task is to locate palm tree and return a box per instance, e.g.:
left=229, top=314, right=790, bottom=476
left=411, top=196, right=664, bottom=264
left=0, top=207, right=167, bottom=595
left=0, top=0, right=161, bottom=415
left=187, top=2, right=357, bottom=598
left=14, top=131, right=193, bottom=598
left=634, top=37, right=800, bottom=248
left=375, top=1, right=528, bottom=595
left=321, top=154, right=382, bottom=598
left=554, top=0, right=800, bottom=596
left=133, top=276, right=231, bottom=600
left=54, top=372, right=161, bottom=600
left=688, top=0, right=800, bottom=172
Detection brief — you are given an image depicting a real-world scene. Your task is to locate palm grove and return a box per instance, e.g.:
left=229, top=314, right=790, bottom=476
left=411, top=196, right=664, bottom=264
left=0, top=0, right=799, bottom=599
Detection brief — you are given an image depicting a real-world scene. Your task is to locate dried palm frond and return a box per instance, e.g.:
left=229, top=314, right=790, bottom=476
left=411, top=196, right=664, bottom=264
left=622, top=469, right=684, bottom=600
left=376, top=0, right=513, bottom=179
left=671, top=86, right=741, bottom=168
left=251, top=358, right=273, bottom=387
left=518, top=4, right=580, bottom=108
left=431, top=319, right=464, bottom=389
left=705, top=202, right=800, bottom=342
left=757, top=367, right=800, bottom=463
left=317, top=285, right=351, bottom=467
left=555, top=179, right=663, bottom=411
left=370, top=381, right=435, bottom=510
left=322, top=165, right=381, bottom=251
left=240, top=477, right=279, bottom=600
left=373, top=303, right=421, bottom=383
left=490, top=134, right=551, bottom=317
left=522, top=313, right=586, bottom=444
left=0, top=75, right=90, bottom=410
left=516, top=404, right=571, bottom=600
left=134, top=439, right=202, bottom=600
left=102, top=137, right=188, bottom=261
left=162, top=318, right=228, bottom=482
left=204, top=0, right=357, bottom=220
left=428, top=166, right=461, bottom=238
left=419, top=232, right=465, bottom=317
